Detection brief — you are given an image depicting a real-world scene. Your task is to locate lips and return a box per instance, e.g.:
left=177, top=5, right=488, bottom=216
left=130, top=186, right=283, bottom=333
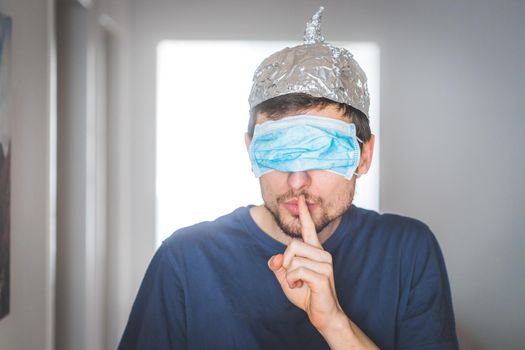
left=282, top=198, right=316, bottom=216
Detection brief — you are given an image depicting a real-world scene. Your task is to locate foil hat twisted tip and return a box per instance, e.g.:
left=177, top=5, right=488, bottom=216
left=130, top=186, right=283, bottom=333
left=248, top=7, right=370, bottom=118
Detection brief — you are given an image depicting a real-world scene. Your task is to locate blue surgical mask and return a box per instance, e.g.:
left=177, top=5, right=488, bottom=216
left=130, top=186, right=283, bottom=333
left=249, top=115, right=361, bottom=179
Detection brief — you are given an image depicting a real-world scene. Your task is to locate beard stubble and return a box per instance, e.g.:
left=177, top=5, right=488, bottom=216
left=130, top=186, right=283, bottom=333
left=264, top=188, right=354, bottom=238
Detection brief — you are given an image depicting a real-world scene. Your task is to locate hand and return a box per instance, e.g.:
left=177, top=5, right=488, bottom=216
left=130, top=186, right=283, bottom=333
left=267, top=195, right=342, bottom=331
left=268, top=195, right=379, bottom=350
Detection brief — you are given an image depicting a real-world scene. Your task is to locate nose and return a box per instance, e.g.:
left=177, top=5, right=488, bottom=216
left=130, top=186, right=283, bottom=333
left=287, top=171, right=311, bottom=191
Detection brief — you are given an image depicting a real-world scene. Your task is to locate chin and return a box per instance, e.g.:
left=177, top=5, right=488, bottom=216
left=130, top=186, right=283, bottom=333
left=278, top=214, right=303, bottom=237
left=277, top=209, right=330, bottom=238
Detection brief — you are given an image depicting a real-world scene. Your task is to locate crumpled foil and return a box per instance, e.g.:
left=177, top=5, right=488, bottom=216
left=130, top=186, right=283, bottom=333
left=248, top=7, right=370, bottom=118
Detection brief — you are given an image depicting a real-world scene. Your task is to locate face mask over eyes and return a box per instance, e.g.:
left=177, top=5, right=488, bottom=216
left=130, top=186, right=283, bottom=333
left=248, top=115, right=361, bottom=179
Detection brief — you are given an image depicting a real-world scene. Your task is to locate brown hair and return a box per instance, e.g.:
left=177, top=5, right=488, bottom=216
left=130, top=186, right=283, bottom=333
left=248, top=93, right=371, bottom=145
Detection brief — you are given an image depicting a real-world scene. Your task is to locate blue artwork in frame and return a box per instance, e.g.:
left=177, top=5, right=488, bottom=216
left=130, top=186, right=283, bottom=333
left=0, top=12, right=12, bottom=321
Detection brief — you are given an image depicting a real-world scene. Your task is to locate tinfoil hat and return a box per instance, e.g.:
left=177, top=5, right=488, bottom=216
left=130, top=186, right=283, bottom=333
left=248, top=7, right=370, bottom=118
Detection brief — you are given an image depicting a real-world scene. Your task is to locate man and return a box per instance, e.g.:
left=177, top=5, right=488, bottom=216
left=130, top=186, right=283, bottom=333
left=119, top=8, right=458, bottom=350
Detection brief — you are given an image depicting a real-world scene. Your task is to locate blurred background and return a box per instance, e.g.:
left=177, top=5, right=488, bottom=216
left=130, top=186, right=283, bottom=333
left=0, top=0, right=523, bottom=349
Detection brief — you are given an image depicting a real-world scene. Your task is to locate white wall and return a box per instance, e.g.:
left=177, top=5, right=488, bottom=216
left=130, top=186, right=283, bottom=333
left=126, top=0, right=525, bottom=349
left=56, top=0, right=132, bottom=349
left=372, top=3, right=525, bottom=349
left=0, top=0, right=55, bottom=349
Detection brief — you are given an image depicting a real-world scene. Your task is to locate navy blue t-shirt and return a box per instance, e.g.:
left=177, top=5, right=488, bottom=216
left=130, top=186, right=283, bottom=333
left=119, top=206, right=458, bottom=349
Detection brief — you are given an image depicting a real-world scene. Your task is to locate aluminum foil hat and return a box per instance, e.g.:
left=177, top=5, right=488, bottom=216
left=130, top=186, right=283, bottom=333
left=248, top=7, right=370, bottom=118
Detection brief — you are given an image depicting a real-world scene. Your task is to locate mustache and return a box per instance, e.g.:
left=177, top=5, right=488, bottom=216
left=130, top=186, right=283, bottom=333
left=276, top=189, right=323, bottom=205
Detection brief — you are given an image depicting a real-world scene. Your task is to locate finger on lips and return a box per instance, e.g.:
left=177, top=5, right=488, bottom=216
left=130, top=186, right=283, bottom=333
left=270, top=196, right=335, bottom=292
left=298, top=195, right=322, bottom=248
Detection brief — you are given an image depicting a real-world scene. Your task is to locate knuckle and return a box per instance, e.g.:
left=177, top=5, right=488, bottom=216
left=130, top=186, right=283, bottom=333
left=283, top=248, right=294, bottom=262
left=289, top=240, right=299, bottom=251
left=307, top=240, right=319, bottom=249
left=296, top=266, right=307, bottom=276
left=289, top=257, right=299, bottom=270
left=322, top=276, right=331, bottom=287
left=321, top=263, right=333, bottom=276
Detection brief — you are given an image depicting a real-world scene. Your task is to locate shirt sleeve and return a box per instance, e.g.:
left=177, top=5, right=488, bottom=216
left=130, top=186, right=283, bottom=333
left=396, top=226, right=459, bottom=350
left=118, top=243, right=187, bottom=350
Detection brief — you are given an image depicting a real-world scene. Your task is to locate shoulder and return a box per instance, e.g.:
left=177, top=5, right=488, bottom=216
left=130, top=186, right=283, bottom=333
left=357, top=208, right=447, bottom=278
left=150, top=206, right=257, bottom=284
left=160, top=206, right=251, bottom=253
left=349, top=206, right=439, bottom=256
left=353, top=206, right=433, bottom=238
left=351, top=207, right=450, bottom=285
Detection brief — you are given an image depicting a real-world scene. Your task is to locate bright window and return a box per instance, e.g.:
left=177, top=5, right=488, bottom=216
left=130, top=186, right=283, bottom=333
left=156, top=40, right=380, bottom=246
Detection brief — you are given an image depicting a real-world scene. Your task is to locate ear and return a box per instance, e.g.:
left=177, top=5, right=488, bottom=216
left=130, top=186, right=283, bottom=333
left=244, top=133, right=252, bottom=151
left=356, top=134, right=375, bottom=176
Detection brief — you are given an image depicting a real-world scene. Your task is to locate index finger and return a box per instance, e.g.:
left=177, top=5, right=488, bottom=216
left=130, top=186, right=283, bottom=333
left=298, top=195, right=322, bottom=248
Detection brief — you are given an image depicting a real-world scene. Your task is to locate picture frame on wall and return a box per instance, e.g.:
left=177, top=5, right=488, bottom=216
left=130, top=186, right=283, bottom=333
left=0, top=11, right=12, bottom=321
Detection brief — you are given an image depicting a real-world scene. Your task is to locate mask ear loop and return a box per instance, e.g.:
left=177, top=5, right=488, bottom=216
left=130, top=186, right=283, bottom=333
left=354, top=136, right=364, bottom=178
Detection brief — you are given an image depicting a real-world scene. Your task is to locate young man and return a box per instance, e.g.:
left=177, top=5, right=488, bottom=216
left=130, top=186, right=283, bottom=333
left=119, top=8, right=458, bottom=350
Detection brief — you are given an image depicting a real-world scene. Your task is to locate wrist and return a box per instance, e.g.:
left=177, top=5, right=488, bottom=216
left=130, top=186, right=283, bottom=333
left=317, top=310, right=356, bottom=346
left=317, top=311, right=379, bottom=350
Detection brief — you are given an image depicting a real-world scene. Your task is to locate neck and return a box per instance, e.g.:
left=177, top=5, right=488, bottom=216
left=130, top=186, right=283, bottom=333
left=249, top=205, right=342, bottom=245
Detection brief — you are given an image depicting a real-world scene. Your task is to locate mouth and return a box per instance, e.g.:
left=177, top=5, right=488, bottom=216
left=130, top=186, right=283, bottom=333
left=282, top=198, right=317, bottom=216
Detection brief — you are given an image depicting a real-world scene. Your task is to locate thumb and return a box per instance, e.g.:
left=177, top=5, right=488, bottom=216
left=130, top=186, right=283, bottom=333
left=268, top=254, right=299, bottom=290
left=268, top=253, right=284, bottom=271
